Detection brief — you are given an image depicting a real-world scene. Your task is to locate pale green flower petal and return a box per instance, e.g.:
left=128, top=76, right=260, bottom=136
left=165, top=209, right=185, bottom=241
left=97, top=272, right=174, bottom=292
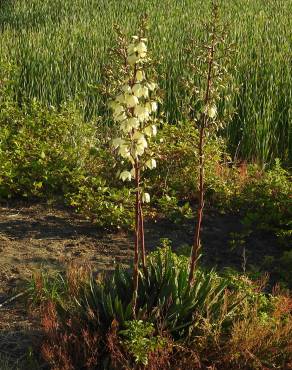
left=207, top=105, right=217, bottom=118
left=132, top=132, right=148, bottom=157
left=121, top=117, right=140, bottom=133
left=113, top=104, right=124, bottom=115
left=133, top=131, right=145, bottom=142
left=141, top=86, right=149, bottom=98
left=135, top=144, right=145, bottom=156
left=136, top=70, right=145, bottom=82
left=132, top=84, right=143, bottom=97
left=146, top=158, right=156, bottom=169
left=144, top=125, right=153, bottom=137
left=120, top=121, right=129, bottom=133
left=119, top=144, right=130, bottom=158
left=120, top=170, right=132, bottom=182
left=127, top=117, right=140, bottom=129
left=136, top=42, right=147, bottom=56
left=139, top=136, right=148, bottom=149
left=144, top=124, right=157, bottom=137
left=147, top=82, right=157, bottom=91
left=116, top=94, right=125, bottom=104
left=127, top=54, right=139, bottom=65
left=122, top=85, right=132, bottom=93
left=151, top=101, right=158, bottom=112
left=112, top=137, right=124, bottom=149
left=142, top=192, right=151, bottom=203
left=125, top=94, right=139, bottom=108
left=134, top=105, right=150, bottom=122
left=132, top=85, right=148, bottom=98
left=114, top=112, right=127, bottom=122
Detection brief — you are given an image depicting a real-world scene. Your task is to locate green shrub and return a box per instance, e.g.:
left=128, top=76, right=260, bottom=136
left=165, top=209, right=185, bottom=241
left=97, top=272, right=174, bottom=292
left=67, top=176, right=134, bottom=230
left=150, top=121, right=226, bottom=200
left=237, top=159, right=291, bottom=233
left=0, top=99, right=96, bottom=198
left=120, top=320, right=166, bottom=366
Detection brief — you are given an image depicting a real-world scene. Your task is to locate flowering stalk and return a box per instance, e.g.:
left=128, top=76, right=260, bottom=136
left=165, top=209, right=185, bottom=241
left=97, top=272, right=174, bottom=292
left=189, top=25, right=216, bottom=284
left=110, top=33, right=158, bottom=316
left=188, top=2, right=234, bottom=284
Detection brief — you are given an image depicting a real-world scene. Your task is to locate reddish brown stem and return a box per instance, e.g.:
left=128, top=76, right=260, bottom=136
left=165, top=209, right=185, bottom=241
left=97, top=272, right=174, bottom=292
left=132, top=161, right=140, bottom=317
left=139, top=200, right=147, bottom=275
left=189, top=128, right=205, bottom=284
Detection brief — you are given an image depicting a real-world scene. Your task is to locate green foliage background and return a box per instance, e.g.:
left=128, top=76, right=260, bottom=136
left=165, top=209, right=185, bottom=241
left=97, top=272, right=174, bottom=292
left=0, top=0, right=291, bottom=164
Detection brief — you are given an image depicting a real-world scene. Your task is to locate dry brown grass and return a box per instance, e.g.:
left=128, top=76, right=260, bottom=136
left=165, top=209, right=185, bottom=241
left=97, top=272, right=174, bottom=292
left=41, top=301, right=102, bottom=370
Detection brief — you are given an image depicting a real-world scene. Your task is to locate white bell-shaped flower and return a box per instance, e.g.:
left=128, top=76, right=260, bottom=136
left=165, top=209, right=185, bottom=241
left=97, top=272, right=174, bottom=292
left=122, top=85, right=132, bottom=93
left=127, top=117, right=140, bottom=130
left=136, top=42, right=147, bottom=57
left=127, top=53, right=139, bottom=65
left=206, top=105, right=217, bottom=119
left=116, top=94, right=125, bottom=104
left=120, top=117, right=140, bottom=133
left=136, top=70, right=145, bottom=82
left=132, top=84, right=149, bottom=98
left=146, top=158, right=156, bottom=169
left=147, top=82, right=157, bottom=91
left=144, top=124, right=157, bottom=137
left=142, top=192, right=151, bottom=203
left=133, top=132, right=148, bottom=157
left=119, top=144, right=130, bottom=158
left=120, top=170, right=132, bottom=182
left=134, top=105, right=150, bottom=122
left=112, top=137, right=124, bottom=149
left=151, top=101, right=158, bottom=112
left=125, top=94, right=139, bottom=108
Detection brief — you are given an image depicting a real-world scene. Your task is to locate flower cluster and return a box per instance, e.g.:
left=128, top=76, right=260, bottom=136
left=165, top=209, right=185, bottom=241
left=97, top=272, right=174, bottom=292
left=110, top=36, right=158, bottom=201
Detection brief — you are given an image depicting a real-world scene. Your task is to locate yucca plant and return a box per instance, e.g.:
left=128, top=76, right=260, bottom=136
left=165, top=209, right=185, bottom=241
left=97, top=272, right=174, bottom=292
left=53, top=247, right=240, bottom=340
left=108, top=19, right=160, bottom=316
left=138, top=247, right=237, bottom=338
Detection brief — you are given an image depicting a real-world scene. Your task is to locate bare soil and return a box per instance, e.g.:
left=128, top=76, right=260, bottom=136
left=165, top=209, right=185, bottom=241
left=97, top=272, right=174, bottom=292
left=0, top=200, right=281, bottom=367
left=0, top=200, right=134, bottom=367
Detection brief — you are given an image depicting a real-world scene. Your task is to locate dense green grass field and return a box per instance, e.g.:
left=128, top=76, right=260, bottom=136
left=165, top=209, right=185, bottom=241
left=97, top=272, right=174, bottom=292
left=0, top=0, right=291, bottom=164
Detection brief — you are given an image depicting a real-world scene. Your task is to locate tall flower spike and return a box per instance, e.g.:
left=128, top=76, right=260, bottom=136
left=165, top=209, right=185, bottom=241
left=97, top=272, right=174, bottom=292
left=109, top=30, right=159, bottom=317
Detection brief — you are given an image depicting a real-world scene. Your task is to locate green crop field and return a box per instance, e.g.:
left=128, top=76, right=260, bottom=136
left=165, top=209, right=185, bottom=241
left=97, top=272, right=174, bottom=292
left=0, top=0, right=291, bottom=164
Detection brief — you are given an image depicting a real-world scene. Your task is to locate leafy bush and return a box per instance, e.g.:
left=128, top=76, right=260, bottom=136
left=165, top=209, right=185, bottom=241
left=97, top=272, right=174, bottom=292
left=226, top=160, right=292, bottom=287
left=0, top=99, right=96, bottom=198
left=156, top=194, right=194, bottom=223
left=67, top=176, right=134, bottom=230
left=0, top=68, right=135, bottom=229
left=120, top=320, right=166, bottom=366
left=236, top=159, right=291, bottom=234
left=150, top=121, right=226, bottom=200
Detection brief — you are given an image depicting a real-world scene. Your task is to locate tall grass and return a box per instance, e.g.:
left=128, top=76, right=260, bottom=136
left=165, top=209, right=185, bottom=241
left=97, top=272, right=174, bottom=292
left=0, top=0, right=291, bottom=164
